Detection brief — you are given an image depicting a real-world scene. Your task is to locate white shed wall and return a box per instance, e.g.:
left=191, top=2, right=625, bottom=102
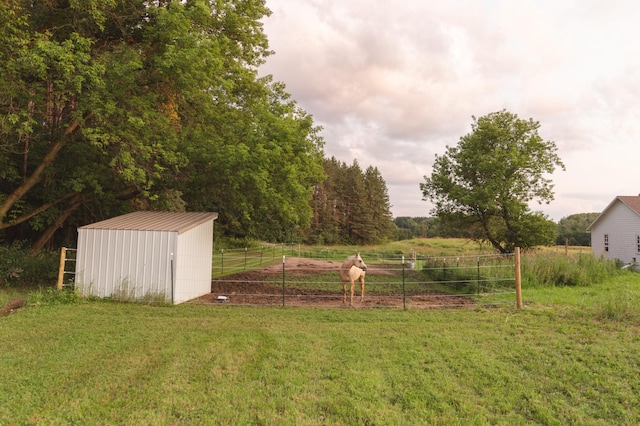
left=590, top=201, right=640, bottom=264
left=76, top=229, right=177, bottom=302
left=173, top=220, right=214, bottom=303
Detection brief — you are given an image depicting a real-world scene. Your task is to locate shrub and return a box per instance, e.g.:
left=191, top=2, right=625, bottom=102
left=0, top=243, right=59, bottom=288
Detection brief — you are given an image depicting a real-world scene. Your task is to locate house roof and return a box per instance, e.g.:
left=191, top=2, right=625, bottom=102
left=586, top=195, right=640, bottom=231
left=79, top=211, right=218, bottom=234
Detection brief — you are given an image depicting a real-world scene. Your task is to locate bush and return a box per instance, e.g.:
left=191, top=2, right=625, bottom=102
left=0, top=243, right=59, bottom=288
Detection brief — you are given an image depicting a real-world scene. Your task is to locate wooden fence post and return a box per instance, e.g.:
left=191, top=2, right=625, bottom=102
left=57, top=247, right=67, bottom=290
left=515, top=247, right=523, bottom=308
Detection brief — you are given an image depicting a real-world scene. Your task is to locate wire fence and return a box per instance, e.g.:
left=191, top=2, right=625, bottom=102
left=209, top=247, right=518, bottom=309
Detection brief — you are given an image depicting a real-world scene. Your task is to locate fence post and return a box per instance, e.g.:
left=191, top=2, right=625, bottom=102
left=477, top=257, right=481, bottom=295
left=515, top=247, right=523, bottom=309
left=221, top=249, right=224, bottom=276
left=57, top=247, right=67, bottom=290
left=442, top=258, right=446, bottom=282
left=402, top=256, right=406, bottom=310
left=282, top=255, right=286, bottom=307
left=244, top=247, right=248, bottom=270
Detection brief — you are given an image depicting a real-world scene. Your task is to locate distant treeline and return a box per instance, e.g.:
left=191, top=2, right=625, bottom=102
left=303, top=157, right=396, bottom=245
left=393, top=213, right=600, bottom=246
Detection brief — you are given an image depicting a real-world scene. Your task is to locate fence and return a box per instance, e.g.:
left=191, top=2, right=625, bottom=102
left=210, top=247, right=522, bottom=309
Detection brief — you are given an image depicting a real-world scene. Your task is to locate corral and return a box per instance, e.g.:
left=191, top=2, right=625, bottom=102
left=197, top=255, right=516, bottom=309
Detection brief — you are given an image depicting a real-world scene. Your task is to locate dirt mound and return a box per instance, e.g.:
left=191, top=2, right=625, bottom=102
left=0, top=298, right=26, bottom=317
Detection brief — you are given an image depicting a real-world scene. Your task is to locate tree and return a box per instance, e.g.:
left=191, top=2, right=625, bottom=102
left=363, top=166, right=395, bottom=241
left=306, top=157, right=394, bottom=244
left=420, top=110, right=564, bottom=253
left=0, top=1, right=325, bottom=249
left=556, top=213, right=599, bottom=246
left=393, top=217, right=429, bottom=239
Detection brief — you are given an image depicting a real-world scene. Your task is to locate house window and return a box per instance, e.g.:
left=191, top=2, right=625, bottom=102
left=604, top=234, right=609, bottom=252
left=637, top=235, right=640, bottom=253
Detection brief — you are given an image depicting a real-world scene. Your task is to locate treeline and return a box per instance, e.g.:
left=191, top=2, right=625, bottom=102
left=1, top=1, right=327, bottom=250
left=304, top=157, right=395, bottom=245
left=0, top=0, right=401, bottom=250
left=394, top=213, right=600, bottom=246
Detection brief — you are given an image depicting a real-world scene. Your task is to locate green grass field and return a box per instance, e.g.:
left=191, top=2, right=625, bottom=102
left=2, top=240, right=639, bottom=424
left=2, top=272, right=640, bottom=425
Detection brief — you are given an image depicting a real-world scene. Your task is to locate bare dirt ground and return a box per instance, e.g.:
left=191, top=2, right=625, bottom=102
left=0, top=298, right=26, bottom=317
left=195, top=257, right=476, bottom=309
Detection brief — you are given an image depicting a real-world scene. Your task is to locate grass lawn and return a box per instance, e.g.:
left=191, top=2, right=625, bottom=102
left=1, top=274, right=640, bottom=425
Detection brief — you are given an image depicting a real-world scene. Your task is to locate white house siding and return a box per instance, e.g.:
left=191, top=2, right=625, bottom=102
left=173, top=220, right=213, bottom=303
left=590, top=201, right=640, bottom=264
left=76, top=228, right=177, bottom=301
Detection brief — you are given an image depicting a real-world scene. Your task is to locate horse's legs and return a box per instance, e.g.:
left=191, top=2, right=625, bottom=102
left=350, top=280, right=355, bottom=306
left=342, top=281, right=347, bottom=304
left=359, top=277, right=365, bottom=302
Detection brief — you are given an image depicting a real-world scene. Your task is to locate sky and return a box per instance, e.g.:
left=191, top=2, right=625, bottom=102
left=258, top=0, right=640, bottom=222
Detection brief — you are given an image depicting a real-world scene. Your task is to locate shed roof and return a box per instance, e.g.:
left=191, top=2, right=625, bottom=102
left=586, top=195, right=640, bottom=231
left=79, top=211, right=218, bottom=234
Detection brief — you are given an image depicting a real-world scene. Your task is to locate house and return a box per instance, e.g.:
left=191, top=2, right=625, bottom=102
left=587, top=195, right=640, bottom=267
left=74, top=211, right=218, bottom=304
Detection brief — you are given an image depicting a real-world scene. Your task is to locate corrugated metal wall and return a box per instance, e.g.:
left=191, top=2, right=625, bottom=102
left=174, top=220, right=214, bottom=303
left=75, top=228, right=177, bottom=302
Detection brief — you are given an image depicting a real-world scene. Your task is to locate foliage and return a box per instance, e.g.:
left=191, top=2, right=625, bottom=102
left=556, top=212, right=599, bottom=246
left=0, top=242, right=58, bottom=287
left=421, top=110, right=565, bottom=253
left=522, top=250, right=622, bottom=287
left=394, top=216, right=429, bottom=239
left=305, top=157, right=395, bottom=245
left=0, top=0, right=324, bottom=249
left=394, top=216, right=483, bottom=239
left=27, top=287, right=79, bottom=306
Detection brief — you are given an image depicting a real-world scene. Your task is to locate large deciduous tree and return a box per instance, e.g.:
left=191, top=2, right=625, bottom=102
left=420, top=110, right=564, bottom=253
left=0, top=0, right=325, bottom=249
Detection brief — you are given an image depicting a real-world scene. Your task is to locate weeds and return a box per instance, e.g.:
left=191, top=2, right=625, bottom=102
left=27, top=287, right=80, bottom=306
left=0, top=242, right=58, bottom=288
left=522, top=251, right=623, bottom=287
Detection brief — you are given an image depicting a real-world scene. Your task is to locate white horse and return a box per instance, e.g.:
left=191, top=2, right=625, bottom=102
left=339, top=253, right=368, bottom=306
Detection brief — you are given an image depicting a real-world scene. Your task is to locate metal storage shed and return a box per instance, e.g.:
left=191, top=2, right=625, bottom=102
left=75, top=211, right=218, bottom=304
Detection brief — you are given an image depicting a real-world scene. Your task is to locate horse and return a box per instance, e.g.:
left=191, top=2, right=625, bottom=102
left=339, top=253, right=368, bottom=306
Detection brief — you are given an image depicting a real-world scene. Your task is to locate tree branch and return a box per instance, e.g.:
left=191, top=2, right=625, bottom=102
left=0, top=192, right=80, bottom=230
left=0, top=117, right=85, bottom=224
left=30, top=193, right=84, bottom=253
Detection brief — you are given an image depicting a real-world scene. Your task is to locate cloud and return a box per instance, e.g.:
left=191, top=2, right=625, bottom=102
left=261, top=0, right=640, bottom=221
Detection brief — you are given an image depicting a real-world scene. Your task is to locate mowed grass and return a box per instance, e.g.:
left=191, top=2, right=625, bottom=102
left=2, top=273, right=640, bottom=425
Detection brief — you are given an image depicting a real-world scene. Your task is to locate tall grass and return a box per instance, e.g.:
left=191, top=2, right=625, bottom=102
left=522, top=251, right=622, bottom=287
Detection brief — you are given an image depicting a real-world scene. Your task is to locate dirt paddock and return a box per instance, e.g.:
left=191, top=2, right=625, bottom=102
left=195, top=257, right=476, bottom=309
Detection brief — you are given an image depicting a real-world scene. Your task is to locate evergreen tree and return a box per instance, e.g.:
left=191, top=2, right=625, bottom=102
left=364, top=166, right=395, bottom=242
left=306, top=157, right=394, bottom=244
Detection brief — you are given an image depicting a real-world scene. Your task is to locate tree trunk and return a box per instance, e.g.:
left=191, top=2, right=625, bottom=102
left=0, top=118, right=82, bottom=226
left=30, top=193, right=83, bottom=254
left=479, top=214, right=507, bottom=253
